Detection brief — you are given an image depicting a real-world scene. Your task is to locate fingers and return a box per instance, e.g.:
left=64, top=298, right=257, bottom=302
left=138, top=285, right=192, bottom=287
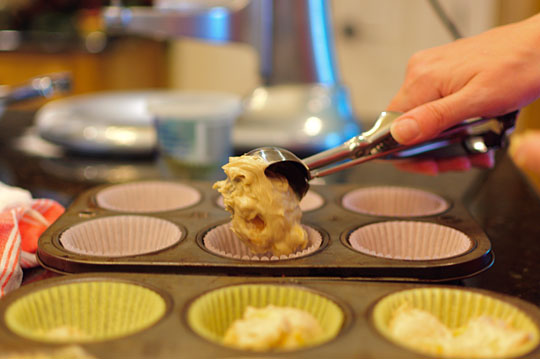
left=390, top=88, right=482, bottom=145
left=392, top=152, right=494, bottom=175
left=469, top=152, right=495, bottom=169
left=393, top=160, right=439, bottom=176
left=510, top=131, right=540, bottom=175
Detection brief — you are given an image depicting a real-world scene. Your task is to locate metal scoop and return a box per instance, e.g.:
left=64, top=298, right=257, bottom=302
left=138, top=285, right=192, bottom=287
left=248, top=111, right=518, bottom=199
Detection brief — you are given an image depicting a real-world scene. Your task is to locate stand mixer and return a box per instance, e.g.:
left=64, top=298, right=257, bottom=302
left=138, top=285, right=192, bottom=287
left=103, top=0, right=361, bottom=155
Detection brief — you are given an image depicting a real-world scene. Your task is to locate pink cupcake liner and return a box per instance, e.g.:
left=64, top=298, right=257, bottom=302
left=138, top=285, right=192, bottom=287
left=95, top=181, right=201, bottom=213
left=60, top=215, right=183, bottom=257
left=203, top=222, right=322, bottom=261
left=342, top=186, right=449, bottom=217
left=348, top=221, right=472, bottom=260
left=216, top=190, right=324, bottom=212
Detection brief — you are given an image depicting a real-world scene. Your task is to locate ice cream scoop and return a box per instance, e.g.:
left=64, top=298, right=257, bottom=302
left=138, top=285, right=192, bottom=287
left=248, top=111, right=517, bottom=199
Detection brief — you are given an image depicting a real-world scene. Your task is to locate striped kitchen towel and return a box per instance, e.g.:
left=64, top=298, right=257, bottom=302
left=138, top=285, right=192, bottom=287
left=0, top=183, right=64, bottom=297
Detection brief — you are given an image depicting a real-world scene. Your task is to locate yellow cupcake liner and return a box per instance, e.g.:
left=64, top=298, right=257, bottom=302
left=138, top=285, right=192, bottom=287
left=372, top=287, right=540, bottom=358
left=4, top=280, right=167, bottom=343
left=187, top=284, right=345, bottom=351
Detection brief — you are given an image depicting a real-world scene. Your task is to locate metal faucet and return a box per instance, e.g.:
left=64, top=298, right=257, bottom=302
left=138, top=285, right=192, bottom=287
left=103, top=0, right=361, bottom=154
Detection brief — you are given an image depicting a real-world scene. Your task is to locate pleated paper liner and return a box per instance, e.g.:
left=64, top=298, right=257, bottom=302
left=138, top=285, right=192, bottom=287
left=348, top=221, right=472, bottom=260
left=372, top=287, right=540, bottom=358
left=342, top=186, right=449, bottom=217
left=202, top=222, right=322, bottom=261
left=186, top=284, right=344, bottom=352
left=59, top=215, right=183, bottom=257
left=95, top=180, right=201, bottom=212
left=4, top=280, right=167, bottom=343
left=216, top=189, right=325, bottom=212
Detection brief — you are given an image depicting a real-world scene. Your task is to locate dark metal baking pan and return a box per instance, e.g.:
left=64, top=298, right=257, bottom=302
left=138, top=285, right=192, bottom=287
left=36, top=180, right=494, bottom=282
left=0, top=273, right=538, bottom=359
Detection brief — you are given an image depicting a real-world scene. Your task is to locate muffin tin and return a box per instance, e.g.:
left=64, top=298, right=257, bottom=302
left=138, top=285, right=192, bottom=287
left=0, top=273, right=539, bottom=359
left=36, top=180, right=494, bottom=281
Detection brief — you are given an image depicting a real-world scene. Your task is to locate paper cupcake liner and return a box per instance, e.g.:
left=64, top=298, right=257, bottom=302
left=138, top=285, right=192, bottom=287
left=372, top=287, right=540, bottom=358
left=216, top=189, right=324, bottom=212
left=342, top=186, right=449, bottom=217
left=95, top=181, right=201, bottom=212
left=60, top=215, right=182, bottom=257
left=348, top=221, right=472, bottom=260
left=203, top=222, right=322, bottom=261
left=4, top=280, right=167, bottom=343
left=187, top=284, right=344, bottom=351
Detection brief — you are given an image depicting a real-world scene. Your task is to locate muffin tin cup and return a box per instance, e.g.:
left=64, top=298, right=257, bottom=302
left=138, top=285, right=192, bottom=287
left=202, top=222, right=323, bottom=261
left=372, top=287, right=540, bottom=358
left=347, top=221, right=473, bottom=260
left=342, top=186, right=450, bottom=217
left=3, top=279, right=168, bottom=343
left=95, top=181, right=201, bottom=213
left=59, top=215, right=184, bottom=257
left=186, top=283, right=345, bottom=352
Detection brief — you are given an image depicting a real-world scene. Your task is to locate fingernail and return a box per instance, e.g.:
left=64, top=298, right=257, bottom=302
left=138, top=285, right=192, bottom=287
left=391, top=118, right=421, bottom=144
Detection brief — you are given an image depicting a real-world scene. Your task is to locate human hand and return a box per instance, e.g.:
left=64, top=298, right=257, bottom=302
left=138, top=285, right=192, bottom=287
left=510, top=131, right=540, bottom=177
left=387, top=14, right=540, bottom=174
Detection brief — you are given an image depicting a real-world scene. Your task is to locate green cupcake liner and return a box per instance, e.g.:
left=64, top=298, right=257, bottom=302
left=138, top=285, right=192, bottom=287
left=4, top=280, right=167, bottom=343
left=187, top=284, right=344, bottom=351
left=372, top=287, right=540, bottom=358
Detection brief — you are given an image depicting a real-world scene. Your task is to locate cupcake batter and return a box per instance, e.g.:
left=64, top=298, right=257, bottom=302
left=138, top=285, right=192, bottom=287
left=388, top=303, right=534, bottom=358
left=213, top=155, right=307, bottom=256
left=223, top=305, right=323, bottom=351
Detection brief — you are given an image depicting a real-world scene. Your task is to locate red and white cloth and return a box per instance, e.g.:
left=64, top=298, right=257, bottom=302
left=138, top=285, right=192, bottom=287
left=0, top=183, right=64, bottom=297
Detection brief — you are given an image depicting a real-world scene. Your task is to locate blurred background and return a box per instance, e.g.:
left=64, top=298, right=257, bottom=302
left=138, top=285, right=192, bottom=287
left=0, top=0, right=539, bottom=191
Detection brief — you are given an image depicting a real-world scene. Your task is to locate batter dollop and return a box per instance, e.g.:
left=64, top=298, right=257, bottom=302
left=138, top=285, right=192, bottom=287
left=223, top=305, right=323, bottom=351
left=388, top=303, right=534, bottom=358
left=213, top=155, right=307, bottom=256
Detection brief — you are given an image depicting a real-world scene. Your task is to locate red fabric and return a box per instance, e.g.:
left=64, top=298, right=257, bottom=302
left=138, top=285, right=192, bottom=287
left=0, top=199, right=64, bottom=297
left=18, top=199, right=65, bottom=253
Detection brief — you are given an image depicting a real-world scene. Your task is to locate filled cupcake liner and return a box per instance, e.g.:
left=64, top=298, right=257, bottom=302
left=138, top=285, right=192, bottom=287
left=348, top=221, right=472, bottom=260
left=372, top=287, right=540, bottom=358
left=4, top=280, right=167, bottom=343
left=95, top=181, right=201, bottom=213
left=187, top=284, right=344, bottom=351
left=342, top=186, right=449, bottom=217
left=59, top=215, right=183, bottom=257
left=203, top=222, right=322, bottom=261
left=216, top=189, right=324, bottom=212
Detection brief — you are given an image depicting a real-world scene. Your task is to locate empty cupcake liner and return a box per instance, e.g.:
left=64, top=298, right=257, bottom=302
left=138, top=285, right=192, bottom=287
left=298, top=190, right=325, bottom=212
left=187, top=284, right=344, bottom=351
left=4, top=280, right=167, bottom=343
left=95, top=181, right=201, bottom=212
left=59, top=215, right=183, bottom=257
left=202, top=222, right=322, bottom=261
left=348, top=221, right=472, bottom=260
left=216, top=189, right=324, bottom=212
left=342, top=186, right=449, bottom=217
left=372, top=287, right=540, bottom=358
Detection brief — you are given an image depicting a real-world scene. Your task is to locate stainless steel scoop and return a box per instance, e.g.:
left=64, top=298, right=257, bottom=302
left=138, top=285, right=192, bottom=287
left=248, top=111, right=518, bottom=199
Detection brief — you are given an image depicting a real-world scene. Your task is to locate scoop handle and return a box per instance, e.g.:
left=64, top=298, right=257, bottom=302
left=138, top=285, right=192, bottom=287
left=304, top=111, right=518, bottom=178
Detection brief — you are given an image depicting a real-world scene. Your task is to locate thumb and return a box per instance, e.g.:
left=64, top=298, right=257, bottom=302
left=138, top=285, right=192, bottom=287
left=510, top=131, right=540, bottom=176
left=390, top=90, right=480, bottom=145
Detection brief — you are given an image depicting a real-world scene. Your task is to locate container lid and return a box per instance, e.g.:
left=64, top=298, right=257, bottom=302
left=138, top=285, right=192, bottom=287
left=147, top=91, right=243, bottom=122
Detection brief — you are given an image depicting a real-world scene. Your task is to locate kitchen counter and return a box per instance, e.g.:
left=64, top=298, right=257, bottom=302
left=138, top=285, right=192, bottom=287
left=1, top=109, right=539, bottom=307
